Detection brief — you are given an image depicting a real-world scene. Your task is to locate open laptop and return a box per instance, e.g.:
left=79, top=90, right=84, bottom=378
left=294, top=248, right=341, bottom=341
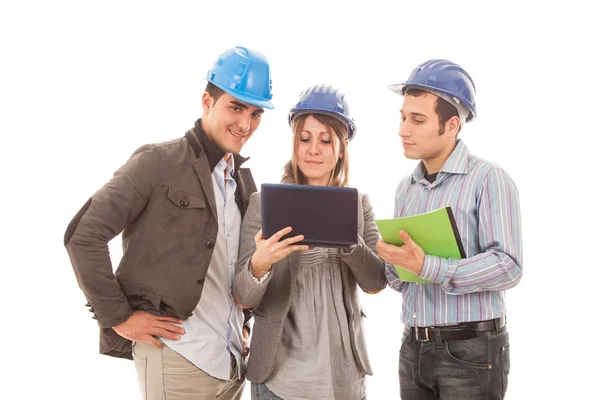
left=260, top=183, right=358, bottom=248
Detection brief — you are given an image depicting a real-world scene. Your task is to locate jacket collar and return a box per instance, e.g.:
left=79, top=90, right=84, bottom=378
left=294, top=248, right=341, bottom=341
left=189, top=118, right=249, bottom=173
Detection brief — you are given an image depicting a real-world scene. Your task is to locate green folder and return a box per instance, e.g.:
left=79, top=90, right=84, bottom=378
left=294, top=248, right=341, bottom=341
left=376, top=207, right=466, bottom=283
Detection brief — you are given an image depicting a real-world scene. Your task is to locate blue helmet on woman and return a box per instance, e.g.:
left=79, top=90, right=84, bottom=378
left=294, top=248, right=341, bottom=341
left=288, top=84, right=356, bottom=140
left=206, top=46, right=274, bottom=109
left=388, top=59, right=477, bottom=122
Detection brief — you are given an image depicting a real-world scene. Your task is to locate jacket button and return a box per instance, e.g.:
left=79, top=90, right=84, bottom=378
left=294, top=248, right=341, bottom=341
left=180, top=199, right=189, bottom=207
left=206, top=241, right=214, bottom=249
left=92, top=315, right=98, bottom=320
left=85, top=302, right=91, bottom=307
left=185, top=312, right=193, bottom=317
left=197, top=278, right=205, bottom=284
left=88, top=308, right=94, bottom=312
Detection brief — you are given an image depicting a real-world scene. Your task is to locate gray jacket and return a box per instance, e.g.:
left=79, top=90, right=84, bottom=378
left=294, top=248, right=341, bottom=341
left=233, top=191, right=387, bottom=383
left=64, top=120, right=256, bottom=359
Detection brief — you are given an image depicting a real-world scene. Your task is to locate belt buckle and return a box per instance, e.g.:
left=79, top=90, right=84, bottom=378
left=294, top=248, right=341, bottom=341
left=415, top=327, right=430, bottom=342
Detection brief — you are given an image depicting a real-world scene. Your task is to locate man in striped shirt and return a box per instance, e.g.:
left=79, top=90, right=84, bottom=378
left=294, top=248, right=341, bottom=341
left=376, top=59, right=522, bottom=400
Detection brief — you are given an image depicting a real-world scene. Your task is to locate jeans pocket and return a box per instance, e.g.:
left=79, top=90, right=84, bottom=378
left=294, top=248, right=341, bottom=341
left=399, top=329, right=411, bottom=361
left=501, top=343, right=510, bottom=395
left=132, top=343, right=148, bottom=399
left=444, top=333, right=491, bottom=369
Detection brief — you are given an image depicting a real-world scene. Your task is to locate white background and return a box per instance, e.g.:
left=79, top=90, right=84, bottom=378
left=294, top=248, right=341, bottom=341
left=2, top=0, right=598, bottom=399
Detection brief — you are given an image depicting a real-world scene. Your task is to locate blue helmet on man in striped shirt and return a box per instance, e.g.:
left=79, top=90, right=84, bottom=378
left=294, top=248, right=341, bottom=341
left=388, top=59, right=477, bottom=123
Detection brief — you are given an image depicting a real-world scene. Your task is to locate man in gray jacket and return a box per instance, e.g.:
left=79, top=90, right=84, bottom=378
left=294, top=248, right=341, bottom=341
left=64, top=46, right=274, bottom=400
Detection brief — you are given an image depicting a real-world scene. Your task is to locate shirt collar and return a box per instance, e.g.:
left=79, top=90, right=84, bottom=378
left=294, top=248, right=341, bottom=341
left=214, top=153, right=236, bottom=178
left=411, top=139, right=470, bottom=183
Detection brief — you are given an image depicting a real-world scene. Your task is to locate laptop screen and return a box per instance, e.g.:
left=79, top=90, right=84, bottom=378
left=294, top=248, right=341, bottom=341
left=260, top=183, right=358, bottom=248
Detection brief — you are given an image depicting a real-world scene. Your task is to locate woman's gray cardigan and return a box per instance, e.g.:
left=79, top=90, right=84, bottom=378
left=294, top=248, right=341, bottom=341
left=233, top=191, right=387, bottom=383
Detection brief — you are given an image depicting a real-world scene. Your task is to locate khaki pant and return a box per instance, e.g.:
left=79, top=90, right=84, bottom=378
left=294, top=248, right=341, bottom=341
left=132, top=342, right=245, bottom=400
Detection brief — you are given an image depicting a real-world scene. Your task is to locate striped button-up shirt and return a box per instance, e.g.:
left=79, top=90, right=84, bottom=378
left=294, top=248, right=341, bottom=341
left=385, top=140, right=523, bottom=327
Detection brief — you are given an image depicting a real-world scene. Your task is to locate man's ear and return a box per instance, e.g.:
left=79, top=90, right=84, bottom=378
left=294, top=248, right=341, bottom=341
left=445, top=115, right=461, bottom=138
left=201, top=92, right=214, bottom=114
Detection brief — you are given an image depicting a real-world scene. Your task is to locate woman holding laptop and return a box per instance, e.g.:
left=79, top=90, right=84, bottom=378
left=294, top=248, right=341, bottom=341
left=233, top=84, right=386, bottom=400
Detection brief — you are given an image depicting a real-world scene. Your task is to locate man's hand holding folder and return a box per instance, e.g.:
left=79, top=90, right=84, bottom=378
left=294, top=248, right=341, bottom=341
left=374, top=207, right=466, bottom=284
left=376, top=230, right=425, bottom=276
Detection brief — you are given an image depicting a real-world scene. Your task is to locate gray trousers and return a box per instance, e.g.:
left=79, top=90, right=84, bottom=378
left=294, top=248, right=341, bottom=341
left=251, top=383, right=367, bottom=400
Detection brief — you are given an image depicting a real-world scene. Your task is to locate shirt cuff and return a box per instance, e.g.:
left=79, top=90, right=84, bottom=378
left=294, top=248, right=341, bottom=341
left=419, top=255, right=458, bottom=284
left=248, top=263, right=271, bottom=284
left=385, top=261, right=404, bottom=292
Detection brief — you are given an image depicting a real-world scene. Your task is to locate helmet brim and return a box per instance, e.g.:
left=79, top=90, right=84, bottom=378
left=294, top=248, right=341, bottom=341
left=387, top=83, right=476, bottom=121
left=289, top=109, right=356, bottom=141
left=211, top=81, right=274, bottom=110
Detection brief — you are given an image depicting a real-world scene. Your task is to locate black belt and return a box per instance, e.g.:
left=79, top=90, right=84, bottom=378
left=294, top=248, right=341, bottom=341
left=411, top=316, right=506, bottom=342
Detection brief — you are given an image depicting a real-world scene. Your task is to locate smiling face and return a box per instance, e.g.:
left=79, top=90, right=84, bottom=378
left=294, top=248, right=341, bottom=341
left=294, top=114, right=346, bottom=186
left=200, top=91, right=264, bottom=158
left=399, top=92, right=460, bottom=173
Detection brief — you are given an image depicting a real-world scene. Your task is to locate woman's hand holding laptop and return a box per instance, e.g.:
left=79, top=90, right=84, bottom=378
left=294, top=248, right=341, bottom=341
left=249, top=227, right=309, bottom=279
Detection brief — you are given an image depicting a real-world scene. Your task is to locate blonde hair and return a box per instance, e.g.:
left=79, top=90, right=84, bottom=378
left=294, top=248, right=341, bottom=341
left=281, top=113, right=350, bottom=187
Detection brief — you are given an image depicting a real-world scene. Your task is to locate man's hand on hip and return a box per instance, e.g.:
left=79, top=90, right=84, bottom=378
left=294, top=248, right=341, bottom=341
left=112, top=310, right=185, bottom=348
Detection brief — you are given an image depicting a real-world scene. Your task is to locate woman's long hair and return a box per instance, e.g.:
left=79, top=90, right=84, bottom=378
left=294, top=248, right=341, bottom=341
left=281, top=113, right=350, bottom=187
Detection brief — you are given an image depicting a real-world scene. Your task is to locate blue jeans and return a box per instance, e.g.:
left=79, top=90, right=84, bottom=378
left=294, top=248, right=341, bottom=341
left=399, top=326, right=510, bottom=399
left=251, top=383, right=367, bottom=400
left=251, top=383, right=283, bottom=400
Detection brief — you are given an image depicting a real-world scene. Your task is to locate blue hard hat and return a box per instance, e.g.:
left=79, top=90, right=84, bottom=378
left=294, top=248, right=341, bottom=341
left=388, top=59, right=477, bottom=122
left=206, top=46, right=274, bottom=109
left=288, top=84, right=356, bottom=140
